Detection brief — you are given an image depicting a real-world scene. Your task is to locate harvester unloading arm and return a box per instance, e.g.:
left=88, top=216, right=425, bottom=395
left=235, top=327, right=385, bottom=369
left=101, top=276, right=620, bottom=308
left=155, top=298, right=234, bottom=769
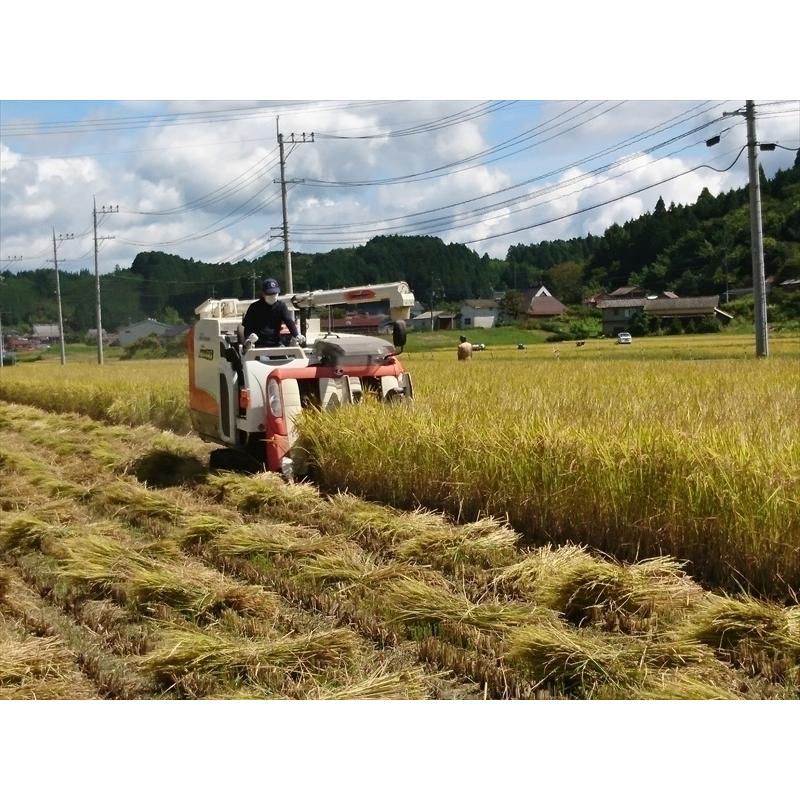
left=194, top=281, right=415, bottom=322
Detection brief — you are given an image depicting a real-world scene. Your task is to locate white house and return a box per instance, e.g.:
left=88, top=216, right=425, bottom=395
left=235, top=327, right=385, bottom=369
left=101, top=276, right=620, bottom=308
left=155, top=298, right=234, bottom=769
left=459, top=299, right=498, bottom=329
left=118, top=319, right=170, bottom=347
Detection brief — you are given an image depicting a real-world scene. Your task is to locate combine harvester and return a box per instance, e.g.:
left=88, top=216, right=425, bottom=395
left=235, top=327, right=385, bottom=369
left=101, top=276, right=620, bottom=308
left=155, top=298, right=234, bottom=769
left=189, top=282, right=415, bottom=477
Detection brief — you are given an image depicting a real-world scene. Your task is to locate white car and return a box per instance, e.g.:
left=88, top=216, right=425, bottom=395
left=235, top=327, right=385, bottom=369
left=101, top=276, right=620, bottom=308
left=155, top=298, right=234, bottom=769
left=617, top=332, right=633, bottom=344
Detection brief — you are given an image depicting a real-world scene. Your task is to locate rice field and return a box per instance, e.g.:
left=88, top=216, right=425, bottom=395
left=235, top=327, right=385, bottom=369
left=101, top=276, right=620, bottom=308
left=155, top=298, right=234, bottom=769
left=5, top=334, right=795, bottom=595
left=0, top=399, right=798, bottom=700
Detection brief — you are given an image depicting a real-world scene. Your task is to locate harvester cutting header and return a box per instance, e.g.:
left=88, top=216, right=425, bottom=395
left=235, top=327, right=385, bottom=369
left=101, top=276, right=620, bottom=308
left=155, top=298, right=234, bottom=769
left=189, top=280, right=415, bottom=477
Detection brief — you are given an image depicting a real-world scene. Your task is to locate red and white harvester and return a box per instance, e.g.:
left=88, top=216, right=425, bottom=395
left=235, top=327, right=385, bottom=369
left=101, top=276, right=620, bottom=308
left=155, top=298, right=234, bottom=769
left=189, top=282, right=415, bottom=476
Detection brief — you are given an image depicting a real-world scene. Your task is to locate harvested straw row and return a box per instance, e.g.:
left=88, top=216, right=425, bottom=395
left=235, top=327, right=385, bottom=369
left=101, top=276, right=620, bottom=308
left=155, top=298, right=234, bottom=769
left=0, top=565, right=153, bottom=699
left=495, top=546, right=704, bottom=632
left=142, top=625, right=361, bottom=687
left=505, top=622, right=723, bottom=697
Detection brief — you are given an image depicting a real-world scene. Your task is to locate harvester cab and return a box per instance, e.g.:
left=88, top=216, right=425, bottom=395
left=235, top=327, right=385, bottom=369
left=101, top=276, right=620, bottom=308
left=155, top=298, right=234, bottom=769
left=189, top=282, right=415, bottom=478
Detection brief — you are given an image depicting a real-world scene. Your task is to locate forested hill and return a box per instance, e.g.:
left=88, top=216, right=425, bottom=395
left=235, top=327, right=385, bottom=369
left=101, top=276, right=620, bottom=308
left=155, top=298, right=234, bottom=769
left=2, top=155, right=798, bottom=331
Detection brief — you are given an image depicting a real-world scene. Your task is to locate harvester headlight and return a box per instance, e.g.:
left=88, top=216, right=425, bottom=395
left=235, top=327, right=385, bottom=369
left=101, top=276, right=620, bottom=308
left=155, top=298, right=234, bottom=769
left=267, top=379, right=283, bottom=417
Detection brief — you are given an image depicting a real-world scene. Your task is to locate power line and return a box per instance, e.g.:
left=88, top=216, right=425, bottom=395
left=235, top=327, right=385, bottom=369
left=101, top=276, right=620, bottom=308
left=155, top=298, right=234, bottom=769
left=291, top=104, right=730, bottom=236
left=0, top=100, right=407, bottom=137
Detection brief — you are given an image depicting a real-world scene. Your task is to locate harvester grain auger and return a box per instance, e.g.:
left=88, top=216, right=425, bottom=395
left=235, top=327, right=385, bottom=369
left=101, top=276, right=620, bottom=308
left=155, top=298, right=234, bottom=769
left=188, top=282, right=415, bottom=477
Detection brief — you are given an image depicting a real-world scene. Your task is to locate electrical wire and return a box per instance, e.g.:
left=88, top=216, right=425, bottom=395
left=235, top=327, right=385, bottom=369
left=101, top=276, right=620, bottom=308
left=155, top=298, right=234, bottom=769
left=291, top=104, right=730, bottom=235
left=460, top=145, right=748, bottom=245
left=0, top=100, right=407, bottom=137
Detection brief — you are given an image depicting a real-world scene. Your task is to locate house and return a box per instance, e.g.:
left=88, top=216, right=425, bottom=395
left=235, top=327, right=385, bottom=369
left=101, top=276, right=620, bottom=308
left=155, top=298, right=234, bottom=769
left=410, top=311, right=455, bottom=331
left=32, top=324, right=60, bottom=340
left=117, top=319, right=170, bottom=347
left=459, top=299, right=498, bottom=329
left=779, top=278, right=800, bottom=291
left=596, top=295, right=732, bottom=336
left=595, top=298, right=648, bottom=335
left=526, top=294, right=568, bottom=318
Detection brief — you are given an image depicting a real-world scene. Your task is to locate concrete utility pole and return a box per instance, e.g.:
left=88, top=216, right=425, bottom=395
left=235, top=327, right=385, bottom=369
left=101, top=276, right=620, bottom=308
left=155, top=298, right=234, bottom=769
left=745, top=100, right=769, bottom=357
left=717, top=101, right=771, bottom=357
left=49, top=229, right=73, bottom=365
left=273, top=118, right=314, bottom=299
left=92, top=197, right=118, bottom=365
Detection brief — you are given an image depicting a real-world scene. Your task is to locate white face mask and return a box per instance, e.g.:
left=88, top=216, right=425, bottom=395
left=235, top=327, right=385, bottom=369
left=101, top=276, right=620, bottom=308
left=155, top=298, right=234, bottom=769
left=264, top=294, right=278, bottom=305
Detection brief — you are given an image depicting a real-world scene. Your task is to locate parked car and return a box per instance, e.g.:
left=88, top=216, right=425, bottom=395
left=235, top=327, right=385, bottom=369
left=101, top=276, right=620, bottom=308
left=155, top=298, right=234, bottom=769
left=617, top=332, right=633, bottom=344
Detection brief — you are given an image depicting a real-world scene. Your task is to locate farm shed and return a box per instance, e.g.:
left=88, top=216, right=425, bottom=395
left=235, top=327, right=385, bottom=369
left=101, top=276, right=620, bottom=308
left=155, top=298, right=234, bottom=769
left=596, top=295, right=732, bottom=336
left=32, top=324, right=60, bottom=340
left=411, top=310, right=455, bottom=331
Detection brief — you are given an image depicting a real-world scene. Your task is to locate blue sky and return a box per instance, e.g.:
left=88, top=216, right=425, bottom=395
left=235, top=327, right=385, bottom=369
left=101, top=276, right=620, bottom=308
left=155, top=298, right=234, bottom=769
left=2, top=98, right=798, bottom=273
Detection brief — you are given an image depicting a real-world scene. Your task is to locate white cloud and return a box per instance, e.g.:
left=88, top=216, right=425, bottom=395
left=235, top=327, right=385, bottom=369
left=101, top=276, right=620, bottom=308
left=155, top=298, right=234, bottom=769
left=1, top=100, right=797, bottom=271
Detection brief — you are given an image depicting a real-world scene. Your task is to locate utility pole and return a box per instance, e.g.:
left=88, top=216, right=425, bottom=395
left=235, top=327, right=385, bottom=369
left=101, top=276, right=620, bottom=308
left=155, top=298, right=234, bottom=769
left=745, top=100, right=769, bottom=357
left=717, top=101, right=770, bottom=357
left=48, top=230, right=74, bottom=365
left=272, top=118, right=314, bottom=299
left=0, top=257, right=23, bottom=369
left=92, top=197, right=118, bottom=365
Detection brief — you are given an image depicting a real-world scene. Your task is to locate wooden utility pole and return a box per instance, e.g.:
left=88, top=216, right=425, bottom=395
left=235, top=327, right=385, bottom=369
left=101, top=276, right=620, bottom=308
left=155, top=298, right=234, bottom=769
left=92, top=197, right=118, bottom=365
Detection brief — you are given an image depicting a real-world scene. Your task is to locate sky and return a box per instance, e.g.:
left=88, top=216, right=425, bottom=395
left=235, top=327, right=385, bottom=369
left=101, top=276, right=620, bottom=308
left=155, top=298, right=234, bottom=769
left=2, top=97, right=797, bottom=274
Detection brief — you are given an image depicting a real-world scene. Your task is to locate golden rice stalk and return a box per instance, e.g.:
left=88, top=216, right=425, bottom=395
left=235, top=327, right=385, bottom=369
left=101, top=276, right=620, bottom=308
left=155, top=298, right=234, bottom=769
left=296, top=551, right=410, bottom=589
left=207, top=472, right=319, bottom=514
left=99, top=480, right=185, bottom=523
left=0, top=514, right=52, bottom=553
left=497, top=546, right=699, bottom=627
left=0, top=569, right=8, bottom=602
left=142, top=626, right=360, bottom=681
left=0, top=634, right=71, bottom=684
left=396, top=519, right=519, bottom=569
left=507, top=622, right=634, bottom=692
left=212, top=525, right=332, bottom=558
left=384, top=576, right=540, bottom=632
left=311, top=667, right=433, bottom=700
left=626, top=674, right=741, bottom=700
left=328, top=493, right=447, bottom=548
left=684, top=595, right=800, bottom=658
left=178, top=514, right=234, bottom=545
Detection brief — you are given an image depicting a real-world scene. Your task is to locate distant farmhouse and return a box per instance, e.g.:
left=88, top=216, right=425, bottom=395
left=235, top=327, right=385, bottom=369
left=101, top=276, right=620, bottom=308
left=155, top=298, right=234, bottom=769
left=520, top=285, right=567, bottom=319
left=460, top=299, right=499, bottom=329
left=32, top=324, right=60, bottom=340
left=596, top=292, right=733, bottom=336
left=117, top=319, right=190, bottom=347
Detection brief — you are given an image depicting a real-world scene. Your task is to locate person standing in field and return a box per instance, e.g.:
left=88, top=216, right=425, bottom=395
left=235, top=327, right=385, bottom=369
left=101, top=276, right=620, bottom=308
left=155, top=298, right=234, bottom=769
left=243, top=278, right=303, bottom=346
left=457, top=335, right=473, bottom=361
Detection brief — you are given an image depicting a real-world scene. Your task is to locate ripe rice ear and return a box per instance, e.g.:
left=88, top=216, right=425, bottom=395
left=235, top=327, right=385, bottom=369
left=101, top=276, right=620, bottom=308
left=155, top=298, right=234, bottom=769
left=328, top=493, right=447, bottom=548
left=0, top=514, right=52, bottom=553
left=311, top=667, right=433, bottom=700
left=296, top=551, right=411, bottom=589
left=0, top=634, right=71, bottom=684
left=506, top=623, right=637, bottom=692
left=497, top=547, right=700, bottom=630
left=207, top=472, right=318, bottom=514
left=212, top=525, right=332, bottom=558
left=396, top=520, right=519, bottom=569
left=178, top=514, right=234, bottom=546
left=684, top=595, right=800, bottom=659
left=142, top=626, right=360, bottom=682
left=99, top=480, right=185, bottom=523
left=384, top=576, right=541, bottom=632
left=626, top=674, right=741, bottom=700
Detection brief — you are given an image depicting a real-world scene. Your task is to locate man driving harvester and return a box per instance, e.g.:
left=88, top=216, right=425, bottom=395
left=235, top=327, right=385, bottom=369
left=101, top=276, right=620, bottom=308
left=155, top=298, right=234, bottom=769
left=242, top=277, right=305, bottom=347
